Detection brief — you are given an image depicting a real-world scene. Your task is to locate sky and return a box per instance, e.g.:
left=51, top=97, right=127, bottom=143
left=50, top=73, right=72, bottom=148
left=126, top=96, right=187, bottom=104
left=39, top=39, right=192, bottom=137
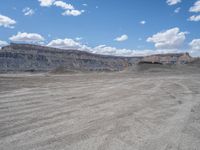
left=0, top=0, right=200, bottom=56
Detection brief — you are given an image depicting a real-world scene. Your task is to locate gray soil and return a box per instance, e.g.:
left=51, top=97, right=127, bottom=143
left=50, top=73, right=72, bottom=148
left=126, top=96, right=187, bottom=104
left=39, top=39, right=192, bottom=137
left=0, top=68, right=200, bottom=150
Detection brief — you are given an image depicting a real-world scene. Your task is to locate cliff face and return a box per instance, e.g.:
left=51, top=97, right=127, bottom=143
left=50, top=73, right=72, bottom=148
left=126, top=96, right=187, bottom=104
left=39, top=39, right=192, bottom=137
left=140, top=53, right=192, bottom=65
left=0, top=43, right=142, bottom=72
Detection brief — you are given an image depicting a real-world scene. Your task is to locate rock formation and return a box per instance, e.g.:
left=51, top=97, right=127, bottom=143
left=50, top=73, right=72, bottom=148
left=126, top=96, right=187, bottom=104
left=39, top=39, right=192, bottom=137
left=0, top=43, right=195, bottom=72
left=140, top=53, right=192, bottom=65
left=0, top=43, right=142, bottom=72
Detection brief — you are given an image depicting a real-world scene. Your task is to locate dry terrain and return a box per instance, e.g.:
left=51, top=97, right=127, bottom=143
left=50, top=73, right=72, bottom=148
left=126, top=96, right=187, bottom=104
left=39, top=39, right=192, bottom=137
left=0, top=68, right=200, bottom=150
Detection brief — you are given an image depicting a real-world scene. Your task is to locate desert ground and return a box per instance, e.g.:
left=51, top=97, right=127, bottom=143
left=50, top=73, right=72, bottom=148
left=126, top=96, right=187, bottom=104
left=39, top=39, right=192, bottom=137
left=0, top=67, right=200, bottom=150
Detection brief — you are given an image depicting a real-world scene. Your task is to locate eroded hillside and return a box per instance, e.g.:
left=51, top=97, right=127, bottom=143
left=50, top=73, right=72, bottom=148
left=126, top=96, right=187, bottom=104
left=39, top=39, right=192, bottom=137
left=0, top=43, right=142, bottom=72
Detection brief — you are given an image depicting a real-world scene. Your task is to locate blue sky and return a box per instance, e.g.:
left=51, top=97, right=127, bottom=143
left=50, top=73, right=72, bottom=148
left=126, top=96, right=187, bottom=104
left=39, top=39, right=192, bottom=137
left=0, top=0, right=200, bottom=56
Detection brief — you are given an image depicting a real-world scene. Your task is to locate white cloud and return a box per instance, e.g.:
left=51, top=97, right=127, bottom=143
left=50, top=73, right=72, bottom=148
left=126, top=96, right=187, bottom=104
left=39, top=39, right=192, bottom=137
left=188, top=15, right=200, bottom=21
left=166, top=0, right=181, bottom=5
left=38, top=0, right=55, bottom=7
left=46, top=38, right=184, bottom=56
left=62, top=10, right=84, bottom=16
left=47, top=38, right=84, bottom=49
left=89, top=45, right=182, bottom=56
left=38, top=0, right=84, bottom=16
left=47, top=38, right=134, bottom=56
left=0, top=14, right=16, bottom=28
left=140, top=20, right=146, bottom=25
left=53, top=1, right=74, bottom=10
left=22, top=7, right=35, bottom=16
left=189, top=39, right=200, bottom=50
left=189, top=0, right=200, bottom=13
left=83, top=4, right=88, bottom=7
left=92, top=45, right=133, bottom=56
left=75, top=37, right=83, bottom=41
left=114, top=34, right=128, bottom=42
left=174, top=7, right=181, bottom=13
left=0, top=40, right=8, bottom=48
left=9, top=32, right=45, bottom=43
left=147, top=27, right=187, bottom=49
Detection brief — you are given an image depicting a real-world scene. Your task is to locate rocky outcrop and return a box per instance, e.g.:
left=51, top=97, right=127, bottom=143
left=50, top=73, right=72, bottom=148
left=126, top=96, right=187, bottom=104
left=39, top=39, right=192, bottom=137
left=0, top=43, right=142, bottom=72
left=140, top=53, right=192, bottom=65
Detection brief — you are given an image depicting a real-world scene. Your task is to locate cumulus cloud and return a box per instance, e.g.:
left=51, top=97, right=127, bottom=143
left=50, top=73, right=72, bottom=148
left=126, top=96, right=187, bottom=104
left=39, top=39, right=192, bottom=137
left=140, top=20, right=146, bottom=25
left=189, top=0, right=200, bottom=13
left=22, top=7, right=35, bottom=16
left=114, top=34, right=128, bottom=42
left=62, top=10, right=84, bottom=16
left=147, top=27, right=187, bottom=49
left=166, top=0, right=181, bottom=5
left=188, top=15, right=200, bottom=21
left=90, top=46, right=184, bottom=56
left=53, top=1, right=74, bottom=10
left=46, top=38, right=184, bottom=56
left=9, top=32, right=45, bottom=43
left=174, top=7, right=181, bottom=13
left=47, top=38, right=133, bottom=55
left=189, top=39, right=200, bottom=50
left=0, top=40, right=8, bottom=48
left=93, top=35, right=181, bottom=56
left=92, top=45, right=134, bottom=56
left=87, top=45, right=182, bottom=56
left=47, top=38, right=85, bottom=49
left=0, top=14, right=16, bottom=28
left=38, top=0, right=84, bottom=16
left=38, top=0, right=55, bottom=7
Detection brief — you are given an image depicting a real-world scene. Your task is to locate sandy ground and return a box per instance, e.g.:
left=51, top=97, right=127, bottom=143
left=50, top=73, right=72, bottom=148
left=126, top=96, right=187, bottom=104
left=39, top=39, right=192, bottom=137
left=0, top=70, right=200, bottom=150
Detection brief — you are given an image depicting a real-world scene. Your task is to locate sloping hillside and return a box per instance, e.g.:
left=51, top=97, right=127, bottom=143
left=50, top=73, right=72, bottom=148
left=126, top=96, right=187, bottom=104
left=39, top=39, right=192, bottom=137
left=0, top=43, right=142, bottom=72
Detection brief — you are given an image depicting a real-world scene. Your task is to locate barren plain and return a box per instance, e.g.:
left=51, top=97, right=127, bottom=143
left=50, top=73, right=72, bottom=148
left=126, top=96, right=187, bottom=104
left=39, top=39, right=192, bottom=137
left=0, top=68, right=200, bottom=150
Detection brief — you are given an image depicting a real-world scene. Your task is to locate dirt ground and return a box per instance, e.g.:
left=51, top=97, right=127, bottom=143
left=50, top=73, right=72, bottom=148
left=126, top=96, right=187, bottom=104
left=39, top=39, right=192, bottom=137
left=0, top=69, right=200, bottom=150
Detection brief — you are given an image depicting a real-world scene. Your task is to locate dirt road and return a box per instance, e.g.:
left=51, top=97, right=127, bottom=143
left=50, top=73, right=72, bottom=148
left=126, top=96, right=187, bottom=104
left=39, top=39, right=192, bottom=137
left=0, top=71, right=200, bottom=150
